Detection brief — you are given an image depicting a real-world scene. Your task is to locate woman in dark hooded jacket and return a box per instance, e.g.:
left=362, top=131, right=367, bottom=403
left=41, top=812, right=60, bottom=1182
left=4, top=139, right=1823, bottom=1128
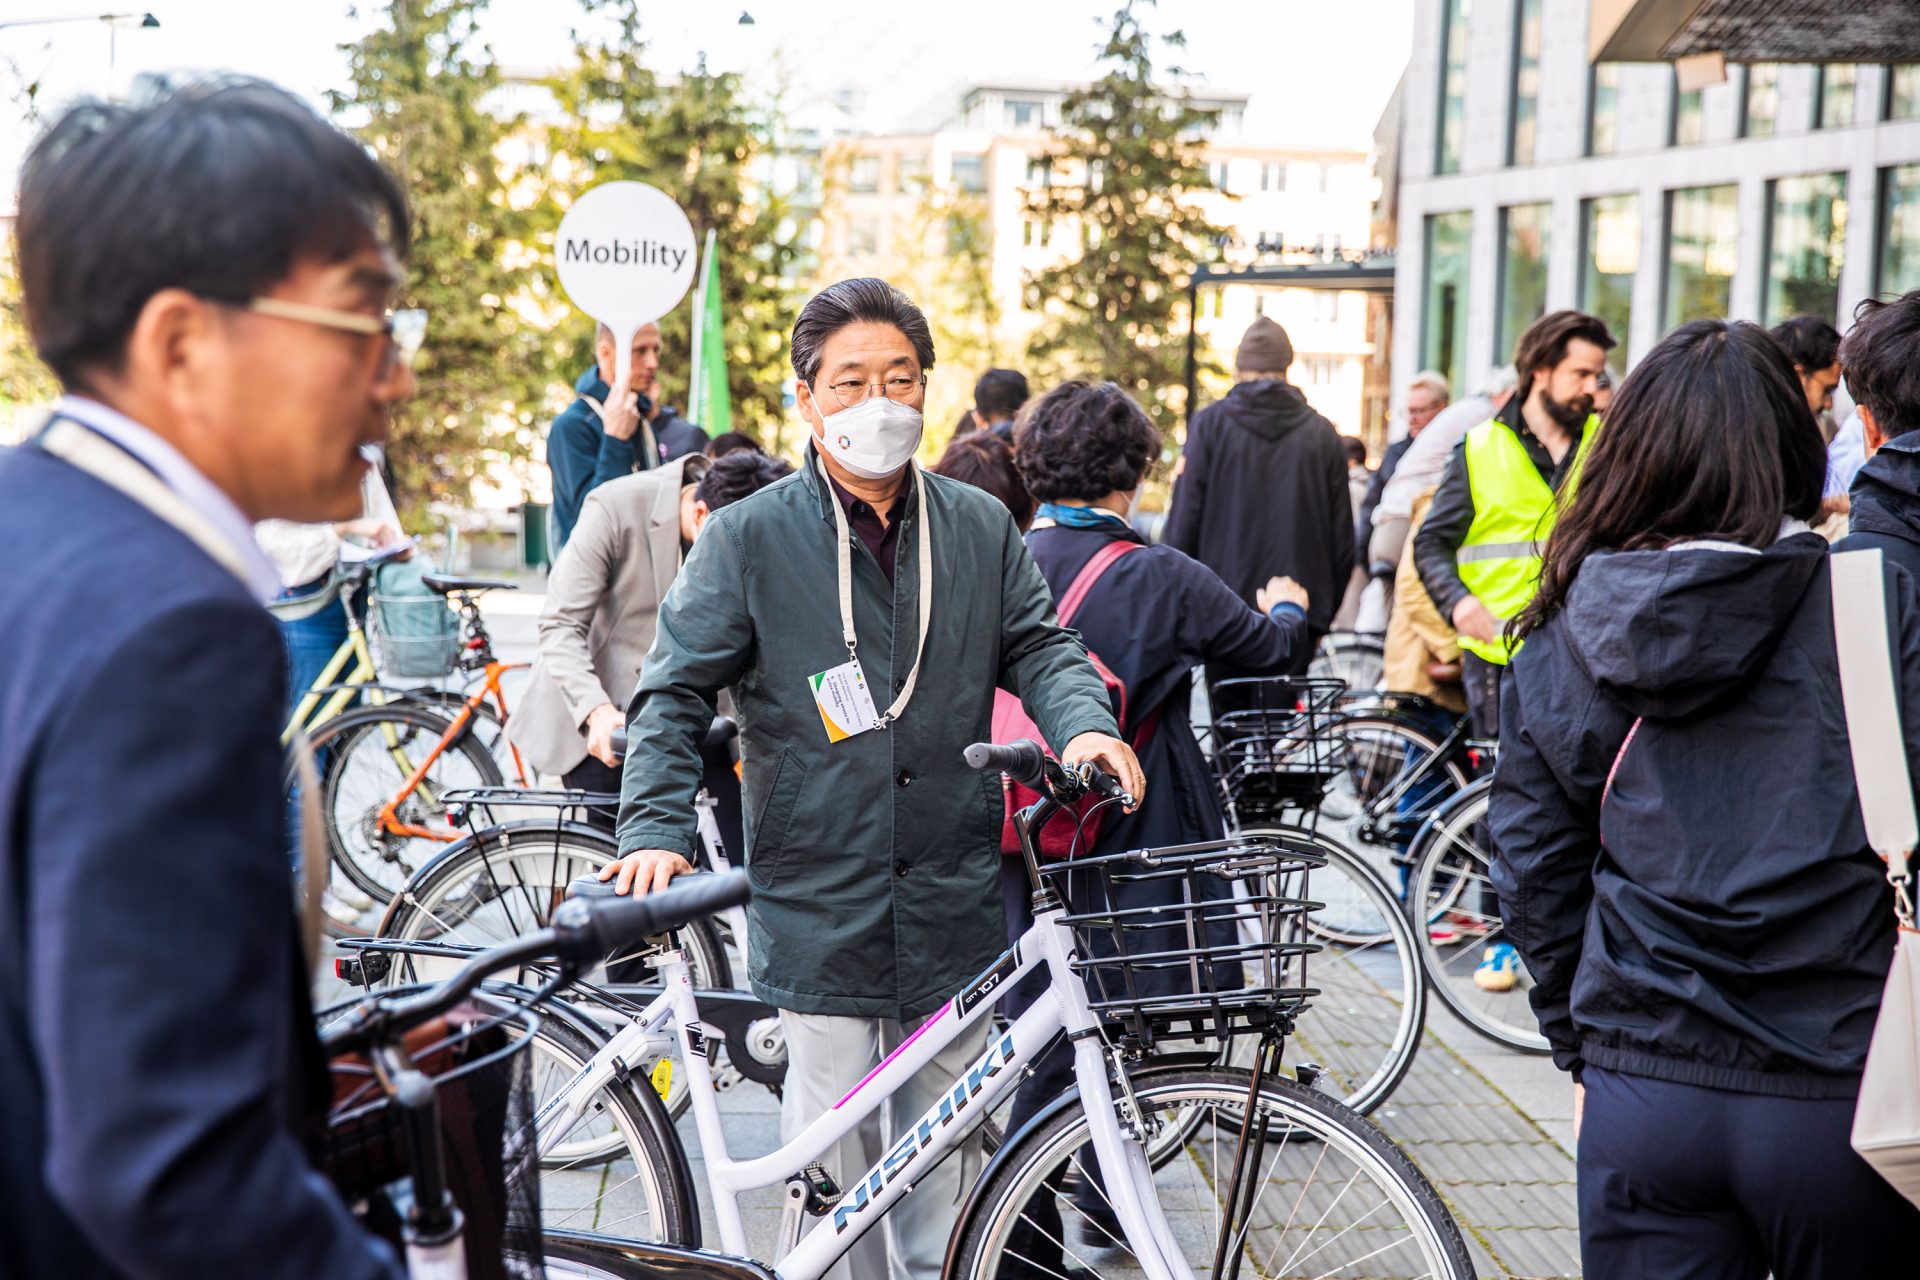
left=989, top=380, right=1310, bottom=1271
left=1490, top=318, right=1920, bottom=1277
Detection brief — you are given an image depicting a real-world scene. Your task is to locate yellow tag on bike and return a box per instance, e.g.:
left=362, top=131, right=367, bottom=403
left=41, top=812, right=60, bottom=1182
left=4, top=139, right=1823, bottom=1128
left=650, top=1059, right=673, bottom=1101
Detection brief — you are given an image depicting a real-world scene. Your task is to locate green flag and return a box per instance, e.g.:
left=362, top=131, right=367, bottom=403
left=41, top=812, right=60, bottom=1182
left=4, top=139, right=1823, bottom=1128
left=689, top=228, right=732, bottom=435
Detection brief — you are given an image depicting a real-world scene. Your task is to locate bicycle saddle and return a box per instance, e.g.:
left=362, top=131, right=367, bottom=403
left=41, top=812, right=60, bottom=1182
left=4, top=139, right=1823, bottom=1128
left=420, top=573, right=519, bottom=596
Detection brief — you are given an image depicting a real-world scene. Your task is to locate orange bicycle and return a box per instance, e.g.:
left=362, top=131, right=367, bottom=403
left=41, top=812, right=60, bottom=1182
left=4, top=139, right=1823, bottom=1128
left=292, top=573, right=531, bottom=910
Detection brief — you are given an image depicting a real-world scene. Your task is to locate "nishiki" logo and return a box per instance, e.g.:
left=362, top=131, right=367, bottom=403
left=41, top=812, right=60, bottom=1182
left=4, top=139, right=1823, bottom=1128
left=832, top=1033, right=1016, bottom=1233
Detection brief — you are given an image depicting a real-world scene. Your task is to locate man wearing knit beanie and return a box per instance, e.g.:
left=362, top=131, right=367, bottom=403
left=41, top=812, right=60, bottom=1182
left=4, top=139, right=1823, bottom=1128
left=1166, top=314, right=1354, bottom=680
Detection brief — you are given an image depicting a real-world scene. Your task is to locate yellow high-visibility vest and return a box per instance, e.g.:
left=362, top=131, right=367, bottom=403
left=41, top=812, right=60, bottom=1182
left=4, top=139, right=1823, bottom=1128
left=1454, top=414, right=1598, bottom=664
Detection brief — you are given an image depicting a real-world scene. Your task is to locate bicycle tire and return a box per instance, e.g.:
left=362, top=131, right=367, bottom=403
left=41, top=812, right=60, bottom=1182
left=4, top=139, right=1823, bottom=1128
left=1405, top=780, right=1552, bottom=1054
left=518, top=1003, right=701, bottom=1246
left=400, top=688, right=514, bottom=773
left=296, top=701, right=503, bottom=905
left=1310, top=632, right=1386, bottom=693
left=1234, top=825, right=1426, bottom=1114
left=948, top=1064, right=1474, bottom=1280
left=376, top=820, right=737, bottom=1116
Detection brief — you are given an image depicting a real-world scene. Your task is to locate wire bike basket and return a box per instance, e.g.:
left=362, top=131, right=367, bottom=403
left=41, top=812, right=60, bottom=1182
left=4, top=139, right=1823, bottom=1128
left=1039, top=832, right=1324, bottom=1051
left=318, top=990, right=545, bottom=1280
left=1207, top=676, right=1345, bottom=827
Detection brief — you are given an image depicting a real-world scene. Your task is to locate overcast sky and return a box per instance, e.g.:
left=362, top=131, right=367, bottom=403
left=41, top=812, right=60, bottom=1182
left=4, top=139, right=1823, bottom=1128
left=2, top=0, right=1414, bottom=205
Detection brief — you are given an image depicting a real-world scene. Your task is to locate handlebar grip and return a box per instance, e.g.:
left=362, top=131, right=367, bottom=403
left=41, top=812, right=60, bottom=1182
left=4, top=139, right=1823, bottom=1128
left=609, top=727, right=628, bottom=759
left=580, top=870, right=752, bottom=957
left=964, top=739, right=1048, bottom=788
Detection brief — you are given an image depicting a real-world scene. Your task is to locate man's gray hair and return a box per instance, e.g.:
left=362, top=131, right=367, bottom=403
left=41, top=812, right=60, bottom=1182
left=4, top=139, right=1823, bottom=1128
left=1407, top=369, right=1452, bottom=403
left=1477, top=365, right=1518, bottom=400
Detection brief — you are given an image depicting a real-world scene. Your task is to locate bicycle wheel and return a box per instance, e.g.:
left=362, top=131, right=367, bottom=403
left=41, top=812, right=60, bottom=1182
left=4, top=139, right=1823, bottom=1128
left=377, top=821, right=734, bottom=1116
left=401, top=688, right=516, bottom=778
left=1309, top=632, right=1385, bottom=693
left=1407, top=781, right=1551, bottom=1053
left=300, top=702, right=503, bottom=905
left=1239, top=826, right=1425, bottom=1114
left=518, top=1002, right=700, bottom=1245
left=950, top=1065, right=1474, bottom=1280
left=1305, top=712, right=1470, bottom=885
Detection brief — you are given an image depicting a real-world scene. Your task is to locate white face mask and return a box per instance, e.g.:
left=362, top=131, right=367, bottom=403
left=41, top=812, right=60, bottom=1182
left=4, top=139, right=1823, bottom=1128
left=813, top=392, right=924, bottom=480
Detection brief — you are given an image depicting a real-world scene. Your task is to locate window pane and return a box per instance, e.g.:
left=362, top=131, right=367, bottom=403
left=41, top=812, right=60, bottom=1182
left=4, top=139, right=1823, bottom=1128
left=1764, top=173, right=1848, bottom=326
left=1588, top=63, right=1620, bottom=156
left=1437, top=0, right=1469, bottom=174
left=1881, top=164, right=1920, bottom=296
left=1510, top=0, right=1542, bottom=165
left=1672, top=75, right=1704, bottom=145
left=952, top=153, right=986, bottom=194
left=1581, top=195, right=1638, bottom=356
left=1498, top=203, right=1551, bottom=358
left=1820, top=64, right=1857, bottom=129
left=1663, top=185, right=1739, bottom=330
left=1890, top=65, right=1920, bottom=120
left=1423, top=211, right=1473, bottom=395
left=849, top=155, right=880, bottom=194
left=1743, top=64, right=1779, bottom=138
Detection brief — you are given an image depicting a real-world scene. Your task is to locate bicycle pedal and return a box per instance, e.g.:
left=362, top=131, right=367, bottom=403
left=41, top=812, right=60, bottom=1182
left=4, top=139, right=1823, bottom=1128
left=790, top=1162, right=842, bottom=1214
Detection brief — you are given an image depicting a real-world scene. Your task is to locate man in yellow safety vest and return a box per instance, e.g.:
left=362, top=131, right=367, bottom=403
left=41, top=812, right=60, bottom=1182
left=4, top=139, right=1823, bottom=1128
left=1413, top=310, right=1616, bottom=740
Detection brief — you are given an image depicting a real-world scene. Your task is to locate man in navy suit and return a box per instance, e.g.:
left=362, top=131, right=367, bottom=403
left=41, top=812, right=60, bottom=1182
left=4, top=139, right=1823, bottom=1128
left=0, top=80, right=414, bottom=1278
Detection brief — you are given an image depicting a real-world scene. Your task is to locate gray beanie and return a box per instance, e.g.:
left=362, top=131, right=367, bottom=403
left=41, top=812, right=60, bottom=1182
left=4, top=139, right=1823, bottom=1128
left=1235, top=316, right=1294, bottom=373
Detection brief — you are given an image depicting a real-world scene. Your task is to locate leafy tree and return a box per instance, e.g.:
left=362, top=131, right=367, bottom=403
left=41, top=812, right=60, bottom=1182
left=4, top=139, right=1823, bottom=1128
left=1023, top=0, right=1227, bottom=433
left=884, top=186, right=1004, bottom=452
left=2, top=55, right=58, bottom=428
left=333, top=0, right=553, bottom=513
left=549, top=0, right=801, bottom=452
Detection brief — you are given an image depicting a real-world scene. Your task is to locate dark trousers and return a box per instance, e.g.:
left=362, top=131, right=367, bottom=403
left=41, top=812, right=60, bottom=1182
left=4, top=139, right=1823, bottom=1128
left=564, top=743, right=745, bottom=868
left=1579, top=1066, right=1920, bottom=1279
left=1460, top=650, right=1504, bottom=741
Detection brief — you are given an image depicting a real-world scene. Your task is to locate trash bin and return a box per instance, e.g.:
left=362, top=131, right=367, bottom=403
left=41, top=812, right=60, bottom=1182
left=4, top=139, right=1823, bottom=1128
left=519, top=502, right=550, bottom=570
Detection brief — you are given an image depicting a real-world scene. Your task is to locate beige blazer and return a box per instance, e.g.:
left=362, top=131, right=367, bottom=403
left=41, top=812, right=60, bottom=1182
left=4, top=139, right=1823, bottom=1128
left=510, top=454, right=706, bottom=776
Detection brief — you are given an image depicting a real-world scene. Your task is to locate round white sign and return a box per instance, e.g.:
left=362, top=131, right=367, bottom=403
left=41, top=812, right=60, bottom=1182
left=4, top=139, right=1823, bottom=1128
left=553, top=181, right=698, bottom=391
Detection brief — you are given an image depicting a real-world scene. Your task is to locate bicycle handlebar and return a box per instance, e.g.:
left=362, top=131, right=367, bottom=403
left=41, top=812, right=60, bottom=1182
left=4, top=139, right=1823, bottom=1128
left=963, top=738, right=1135, bottom=809
left=321, top=870, right=751, bottom=1056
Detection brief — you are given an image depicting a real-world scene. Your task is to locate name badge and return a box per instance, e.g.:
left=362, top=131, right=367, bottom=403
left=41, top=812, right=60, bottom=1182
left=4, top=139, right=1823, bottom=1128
left=809, top=660, right=882, bottom=743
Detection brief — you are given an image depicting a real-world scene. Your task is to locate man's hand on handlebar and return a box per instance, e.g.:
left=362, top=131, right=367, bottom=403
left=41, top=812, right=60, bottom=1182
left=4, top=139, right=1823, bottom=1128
left=1061, top=732, right=1145, bottom=812
left=599, top=848, right=693, bottom=896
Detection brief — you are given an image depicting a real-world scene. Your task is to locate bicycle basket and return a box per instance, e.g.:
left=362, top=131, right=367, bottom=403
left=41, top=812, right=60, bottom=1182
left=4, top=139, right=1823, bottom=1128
left=319, top=991, right=544, bottom=1280
left=1038, top=833, right=1323, bottom=1051
left=1208, top=677, right=1345, bottom=823
left=369, top=559, right=461, bottom=678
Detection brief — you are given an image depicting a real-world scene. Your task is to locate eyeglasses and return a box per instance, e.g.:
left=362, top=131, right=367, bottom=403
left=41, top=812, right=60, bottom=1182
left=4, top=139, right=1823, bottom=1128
left=817, top=370, right=926, bottom=411
left=239, top=297, right=428, bottom=376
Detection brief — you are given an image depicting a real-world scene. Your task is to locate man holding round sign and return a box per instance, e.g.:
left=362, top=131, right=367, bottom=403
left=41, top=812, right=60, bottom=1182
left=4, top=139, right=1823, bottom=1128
left=604, top=277, right=1142, bottom=1280
left=548, top=182, right=710, bottom=547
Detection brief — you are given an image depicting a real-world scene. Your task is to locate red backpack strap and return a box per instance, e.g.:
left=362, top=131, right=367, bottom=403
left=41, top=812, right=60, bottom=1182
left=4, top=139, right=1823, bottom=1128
left=1057, top=539, right=1142, bottom=626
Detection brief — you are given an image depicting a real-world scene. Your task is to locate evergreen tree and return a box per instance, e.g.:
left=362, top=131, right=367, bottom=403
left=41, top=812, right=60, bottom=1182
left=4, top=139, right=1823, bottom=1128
left=1024, top=1, right=1226, bottom=432
left=550, top=1, right=800, bottom=451
left=333, top=0, right=552, bottom=512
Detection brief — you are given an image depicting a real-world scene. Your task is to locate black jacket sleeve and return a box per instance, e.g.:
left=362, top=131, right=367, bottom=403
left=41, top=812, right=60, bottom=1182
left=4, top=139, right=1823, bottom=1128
left=1414, top=440, right=1476, bottom=621
left=1325, top=445, right=1356, bottom=610
left=1486, top=633, right=1633, bottom=1078
left=1173, top=556, right=1309, bottom=674
left=1163, top=417, right=1206, bottom=556
left=31, top=602, right=401, bottom=1279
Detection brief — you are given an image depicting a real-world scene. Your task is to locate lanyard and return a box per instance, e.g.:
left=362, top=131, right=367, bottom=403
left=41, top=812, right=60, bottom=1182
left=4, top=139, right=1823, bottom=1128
left=818, top=453, right=934, bottom=729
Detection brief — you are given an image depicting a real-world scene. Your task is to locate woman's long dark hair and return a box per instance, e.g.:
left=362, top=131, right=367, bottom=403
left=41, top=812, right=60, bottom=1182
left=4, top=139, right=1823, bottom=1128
left=1514, top=319, right=1826, bottom=638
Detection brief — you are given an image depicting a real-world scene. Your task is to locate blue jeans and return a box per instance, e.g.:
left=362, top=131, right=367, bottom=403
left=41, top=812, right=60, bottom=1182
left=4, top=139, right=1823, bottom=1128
left=276, top=575, right=357, bottom=873
left=277, top=575, right=354, bottom=725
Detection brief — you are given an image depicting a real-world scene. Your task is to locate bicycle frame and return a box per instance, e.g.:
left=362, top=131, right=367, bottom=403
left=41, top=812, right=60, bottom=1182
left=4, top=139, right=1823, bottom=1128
left=281, top=606, right=387, bottom=746
left=534, top=912, right=1199, bottom=1280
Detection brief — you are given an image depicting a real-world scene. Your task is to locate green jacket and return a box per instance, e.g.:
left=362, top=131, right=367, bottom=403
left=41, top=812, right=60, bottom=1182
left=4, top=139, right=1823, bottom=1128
left=618, top=452, right=1118, bottom=1018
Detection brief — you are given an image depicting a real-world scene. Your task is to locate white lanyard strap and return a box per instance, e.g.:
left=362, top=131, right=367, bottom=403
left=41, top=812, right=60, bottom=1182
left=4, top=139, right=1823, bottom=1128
left=819, top=454, right=934, bottom=729
left=39, top=417, right=254, bottom=587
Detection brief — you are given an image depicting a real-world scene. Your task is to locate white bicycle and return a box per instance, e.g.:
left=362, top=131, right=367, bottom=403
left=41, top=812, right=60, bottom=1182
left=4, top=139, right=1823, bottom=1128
left=342, top=739, right=1474, bottom=1278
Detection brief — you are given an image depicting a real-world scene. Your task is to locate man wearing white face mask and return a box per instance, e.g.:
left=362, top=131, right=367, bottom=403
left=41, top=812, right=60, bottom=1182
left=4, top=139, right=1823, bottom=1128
left=602, top=277, right=1139, bottom=1280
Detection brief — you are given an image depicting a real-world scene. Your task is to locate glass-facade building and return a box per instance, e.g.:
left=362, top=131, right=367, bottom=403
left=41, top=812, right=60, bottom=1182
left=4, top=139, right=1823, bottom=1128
left=1394, top=0, right=1920, bottom=416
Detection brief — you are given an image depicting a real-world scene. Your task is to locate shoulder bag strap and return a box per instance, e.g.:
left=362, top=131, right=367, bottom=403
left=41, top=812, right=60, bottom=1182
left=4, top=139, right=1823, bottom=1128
left=1057, top=539, right=1142, bottom=626
left=1831, top=549, right=1918, bottom=927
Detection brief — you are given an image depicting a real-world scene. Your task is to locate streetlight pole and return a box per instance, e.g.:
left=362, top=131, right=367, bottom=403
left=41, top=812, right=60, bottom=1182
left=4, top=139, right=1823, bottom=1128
left=0, top=13, right=160, bottom=69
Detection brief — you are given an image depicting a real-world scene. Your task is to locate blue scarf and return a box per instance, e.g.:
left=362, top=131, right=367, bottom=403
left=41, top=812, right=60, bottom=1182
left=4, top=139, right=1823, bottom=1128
left=1036, top=501, right=1129, bottom=529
